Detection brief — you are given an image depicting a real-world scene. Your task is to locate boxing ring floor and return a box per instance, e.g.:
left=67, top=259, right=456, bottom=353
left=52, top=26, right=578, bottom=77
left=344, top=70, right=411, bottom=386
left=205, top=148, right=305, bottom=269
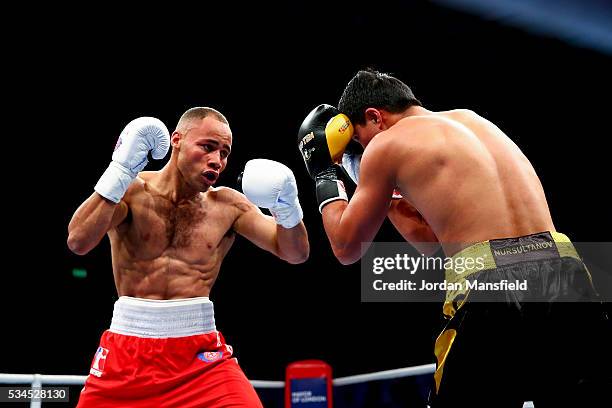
left=0, top=364, right=535, bottom=407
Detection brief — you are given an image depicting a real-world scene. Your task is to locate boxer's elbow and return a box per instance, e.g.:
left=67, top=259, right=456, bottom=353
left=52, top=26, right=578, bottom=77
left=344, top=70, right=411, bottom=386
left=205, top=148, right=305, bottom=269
left=332, top=244, right=360, bottom=266
left=67, top=231, right=95, bottom=255
left=413, top=241, right=441, bottom=257
left=336, top=253, right=359, bottom=266
left=325, top=228, right=360, bottom=265
left=285, top=253, right=309, bottom=264
left=285, top=245, right=310, bottom=264
left=67, top=237, right=90, bottom=255
left=277, top=241, right=309, bottom=264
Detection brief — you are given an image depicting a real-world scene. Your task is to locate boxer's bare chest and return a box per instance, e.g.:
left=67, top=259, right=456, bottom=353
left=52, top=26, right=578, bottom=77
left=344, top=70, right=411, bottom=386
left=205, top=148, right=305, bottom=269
left=119, top=192, right=236, bottom=262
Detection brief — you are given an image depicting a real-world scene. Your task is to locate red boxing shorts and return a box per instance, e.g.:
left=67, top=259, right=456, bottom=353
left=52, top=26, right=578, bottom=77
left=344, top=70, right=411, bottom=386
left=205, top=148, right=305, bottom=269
left=77, top=296, right=263, bottom=408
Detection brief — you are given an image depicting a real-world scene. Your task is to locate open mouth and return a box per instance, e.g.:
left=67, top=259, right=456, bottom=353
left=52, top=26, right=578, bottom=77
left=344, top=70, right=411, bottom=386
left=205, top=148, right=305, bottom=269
left=202, top=171, right=218, bottom=183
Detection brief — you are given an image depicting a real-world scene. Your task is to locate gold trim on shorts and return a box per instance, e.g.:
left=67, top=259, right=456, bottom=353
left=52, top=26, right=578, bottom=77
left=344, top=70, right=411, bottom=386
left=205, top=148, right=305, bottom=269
left=442, top=231, right=581, bottom=318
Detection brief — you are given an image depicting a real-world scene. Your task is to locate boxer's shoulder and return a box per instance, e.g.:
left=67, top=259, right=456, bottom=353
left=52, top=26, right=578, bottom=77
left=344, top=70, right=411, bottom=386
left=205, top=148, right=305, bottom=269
left=419, top=109, right=489, bottom=132
left=364, top=125, right=417, bottom=159
left=136, top=170, right=158, bottom=181
left=363, top=121, right=446, bottom=176
left=131, top=171, right=159, bottom=191
left=438, top=108, right=479, bottom=117
left=122, top=171, right=159, bottom=201
left=206, top=186, right=253, bottom=213
left=392, top=116, right=459, bottom=151
left=397, top=114, right=454, bottom=132
left=207, top=186, right=241, bottom=201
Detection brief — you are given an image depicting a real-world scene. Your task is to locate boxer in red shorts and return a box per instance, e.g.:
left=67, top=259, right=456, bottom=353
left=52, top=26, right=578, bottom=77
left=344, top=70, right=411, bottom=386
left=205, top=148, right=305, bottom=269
left=68, top=107, right=309, bottom=407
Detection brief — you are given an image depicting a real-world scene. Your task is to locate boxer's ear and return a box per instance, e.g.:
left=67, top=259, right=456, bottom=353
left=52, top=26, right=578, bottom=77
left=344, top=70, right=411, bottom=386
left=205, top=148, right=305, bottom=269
left=364, top=108, right=382, bottom=125
left=171, top=131, right=182, bottom=148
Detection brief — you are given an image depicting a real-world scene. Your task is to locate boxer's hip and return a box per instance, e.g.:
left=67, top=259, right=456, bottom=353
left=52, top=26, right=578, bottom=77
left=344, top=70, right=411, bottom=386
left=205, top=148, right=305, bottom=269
left=442, top=231, right=597, bottom=317
left=80, top=297, right=234, bottom=402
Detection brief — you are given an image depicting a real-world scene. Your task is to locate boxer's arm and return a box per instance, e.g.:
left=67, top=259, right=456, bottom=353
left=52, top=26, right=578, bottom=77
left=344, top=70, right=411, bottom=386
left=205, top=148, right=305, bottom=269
left=69, top=116, right=169, bottom=255
left=67, top=192, right=129, bottom=255
left=387, top=200, right=440, bottom=256
left=232, top=194, right=309, bottom=264
left=321, top=138, right=395, bottom=265
left=343, top=141, right=438, bottom=254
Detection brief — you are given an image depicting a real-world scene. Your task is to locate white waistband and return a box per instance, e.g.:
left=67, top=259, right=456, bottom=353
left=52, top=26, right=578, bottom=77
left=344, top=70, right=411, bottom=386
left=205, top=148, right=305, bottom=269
left=109, top=296, right=216, bottom=338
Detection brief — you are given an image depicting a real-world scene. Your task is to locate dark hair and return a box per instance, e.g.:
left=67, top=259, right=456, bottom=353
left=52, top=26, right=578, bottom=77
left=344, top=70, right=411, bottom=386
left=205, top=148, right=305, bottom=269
left=338, top=69, right=421, bottom=125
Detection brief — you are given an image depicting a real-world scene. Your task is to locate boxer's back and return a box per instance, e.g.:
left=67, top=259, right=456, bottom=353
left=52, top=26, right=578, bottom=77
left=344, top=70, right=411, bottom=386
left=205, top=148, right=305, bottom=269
left=392, top=109, right=555, bottom=255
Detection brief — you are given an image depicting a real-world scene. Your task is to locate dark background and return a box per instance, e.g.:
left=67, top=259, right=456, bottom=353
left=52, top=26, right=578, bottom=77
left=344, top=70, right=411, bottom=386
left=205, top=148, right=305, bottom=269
left=4, top=0, right=611, bottom=385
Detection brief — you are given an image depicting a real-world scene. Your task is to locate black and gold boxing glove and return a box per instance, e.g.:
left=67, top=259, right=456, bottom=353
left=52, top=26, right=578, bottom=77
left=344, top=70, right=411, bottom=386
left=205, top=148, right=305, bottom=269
left=297, top=104, right=354, bottom=212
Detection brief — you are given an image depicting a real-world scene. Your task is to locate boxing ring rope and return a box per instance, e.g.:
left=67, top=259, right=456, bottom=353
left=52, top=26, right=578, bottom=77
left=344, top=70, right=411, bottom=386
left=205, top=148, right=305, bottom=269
left=0, top=365, right=436, bottom=390
left=333, top=363, right=435, bottom=386
left=0, top=364, right=534, bottom=407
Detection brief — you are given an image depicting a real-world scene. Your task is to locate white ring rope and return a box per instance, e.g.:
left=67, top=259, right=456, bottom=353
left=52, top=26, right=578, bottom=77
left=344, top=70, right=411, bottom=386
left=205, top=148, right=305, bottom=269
left=333, top=363, right=435, bottom=386
left=0, top=364, right=436, bottom=389
left=0, top=367, right=534, bottom=408
left=0, top=374, right=88, bottom=385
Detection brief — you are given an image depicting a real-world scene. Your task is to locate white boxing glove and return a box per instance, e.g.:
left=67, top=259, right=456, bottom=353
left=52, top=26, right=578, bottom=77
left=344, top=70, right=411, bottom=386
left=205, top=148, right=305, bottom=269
left=241, top=159, right=303, bottom=229
left=342, top=149, right=361, bottom=185
left=94, top=117, right=170, bottom=203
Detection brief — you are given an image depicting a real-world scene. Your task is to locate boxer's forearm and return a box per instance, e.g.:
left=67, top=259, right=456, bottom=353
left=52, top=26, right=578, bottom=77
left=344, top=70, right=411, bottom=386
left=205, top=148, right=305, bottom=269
left=276, top=222, right=309, bottom=264
left=321, top=200, right=363, bottom=265
left=67, top=192, right=124, bottom=255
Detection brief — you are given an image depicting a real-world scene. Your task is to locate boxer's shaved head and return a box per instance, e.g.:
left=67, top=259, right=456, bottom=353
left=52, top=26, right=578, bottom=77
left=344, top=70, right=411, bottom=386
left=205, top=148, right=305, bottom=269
left=176, top=107, right=228, bottom=134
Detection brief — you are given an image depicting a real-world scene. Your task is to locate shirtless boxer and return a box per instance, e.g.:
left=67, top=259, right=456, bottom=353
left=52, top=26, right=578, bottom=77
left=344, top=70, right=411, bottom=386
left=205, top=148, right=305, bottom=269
left=297, top=69, right=611, bottom=407
left=68, top=107, right=309, bottom=407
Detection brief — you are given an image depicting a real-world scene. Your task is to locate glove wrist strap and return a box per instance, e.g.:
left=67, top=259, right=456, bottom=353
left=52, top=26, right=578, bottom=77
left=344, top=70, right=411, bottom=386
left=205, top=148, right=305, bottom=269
left=94, top=161, right=137, bottom=203
left=271, top=196, right=303, bottom=229
left=316, top=166, right=348, bottom=213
